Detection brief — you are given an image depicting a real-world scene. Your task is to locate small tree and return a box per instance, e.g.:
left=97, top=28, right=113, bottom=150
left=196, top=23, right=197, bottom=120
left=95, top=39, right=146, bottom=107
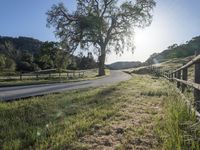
left=39, top=42, right=69, bottom=70
left=47, top=0, right=156, bottom=76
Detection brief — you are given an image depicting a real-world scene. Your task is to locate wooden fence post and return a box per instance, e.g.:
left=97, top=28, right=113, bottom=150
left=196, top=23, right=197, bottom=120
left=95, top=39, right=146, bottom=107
left=36, top=73, right=39, bottom=80
left=20, top=73, right=22, bottom=80
left=194, top=55, right=200, bottom=112
left=182, top=68, right=188, bottom=92
left=169, top=72, right=171, bottom=79
left=78, top=72, right=81, bottom=78
left=59, top=72, right=61, bottom=79
left=174, top=72, right=177, bottom=80
left=171, top=72, right=174, bottom=80
left=82, top=72, right=84, bottom=77
left=73, top=71, right=75, bottom=78
left=177, top=70, right=181, bottom=88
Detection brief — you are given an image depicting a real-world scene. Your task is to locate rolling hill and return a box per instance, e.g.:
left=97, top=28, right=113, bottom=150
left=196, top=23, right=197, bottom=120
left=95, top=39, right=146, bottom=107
left=107, top=61, right=142, bottom=70
left=145, top=35, right=200, bottom=65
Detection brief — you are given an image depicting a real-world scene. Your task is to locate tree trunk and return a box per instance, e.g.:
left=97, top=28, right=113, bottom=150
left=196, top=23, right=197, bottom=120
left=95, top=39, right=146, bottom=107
left=98, top=47, right=106, bottom=76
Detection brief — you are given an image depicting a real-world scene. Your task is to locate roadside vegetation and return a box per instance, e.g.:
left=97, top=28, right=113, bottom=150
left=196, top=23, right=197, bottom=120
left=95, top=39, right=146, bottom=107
left=156, top=82, right=200, bottom=150
left=1, top=73, right=200, bottom=149
left=0, top=74, right=164, bottom=149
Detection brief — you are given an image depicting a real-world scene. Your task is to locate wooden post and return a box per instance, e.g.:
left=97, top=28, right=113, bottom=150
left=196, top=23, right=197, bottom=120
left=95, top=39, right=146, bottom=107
left=20, top=73, right=22, bottom=80
left=36, top=73, right=39, bottom=80
left=171, top=72, right=173, bottom=80
left=73, top=71, right=75, bottom=78
left=177, top=70, right=181, bottom=88
left=79, top=72, right=81, bottom=78
left=194, top=51, right=200, bottom=112
left=59, top=72, right=61, bottom=79
left=172, top=72, right=173, bottom=78
left=182, top=68, right=188, bottom=92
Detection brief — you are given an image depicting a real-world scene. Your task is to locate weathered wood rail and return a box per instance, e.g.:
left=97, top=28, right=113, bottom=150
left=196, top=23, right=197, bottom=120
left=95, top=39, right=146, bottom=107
left=0, top=69, right=85, bottom=81
left=149, top=52, right=200, bottom=117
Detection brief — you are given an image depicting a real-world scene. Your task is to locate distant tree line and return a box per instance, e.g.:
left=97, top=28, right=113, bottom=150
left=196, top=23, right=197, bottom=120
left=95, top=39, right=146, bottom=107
left=0, top=36, right=97, bottom=74
left=146, top=36, right=200, bottom=64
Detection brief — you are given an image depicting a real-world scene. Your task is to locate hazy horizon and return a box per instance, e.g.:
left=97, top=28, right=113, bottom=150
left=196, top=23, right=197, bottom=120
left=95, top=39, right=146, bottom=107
left=0, top=0, right=200, bottom=63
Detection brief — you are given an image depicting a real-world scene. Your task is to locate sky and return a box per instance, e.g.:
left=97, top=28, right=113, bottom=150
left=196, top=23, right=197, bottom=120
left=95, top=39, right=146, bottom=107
left=0, top=0, right=200, bottom=64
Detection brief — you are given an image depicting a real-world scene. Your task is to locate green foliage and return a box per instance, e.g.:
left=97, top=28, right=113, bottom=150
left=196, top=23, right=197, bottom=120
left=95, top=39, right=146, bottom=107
left=0, top=36, right=97, bottom=73
left=0, top=36, right=42, bottom=72
left=140, top=90, right=168, bottom=97
left=156, top=86, right=200, bottom=150
left=0, top=54, right=16, bottom=72
left=38, top=42, right=69, bottom=70
left=0, top=36, right=43, bottom=54
left=75, top=52, right=97, bottom=70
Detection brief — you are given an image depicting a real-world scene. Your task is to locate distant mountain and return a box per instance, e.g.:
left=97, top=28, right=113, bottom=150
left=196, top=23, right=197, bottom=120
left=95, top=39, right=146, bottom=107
left=107, top=61, right=142, bottom=70
left=145, top=35, right=200, bottom=65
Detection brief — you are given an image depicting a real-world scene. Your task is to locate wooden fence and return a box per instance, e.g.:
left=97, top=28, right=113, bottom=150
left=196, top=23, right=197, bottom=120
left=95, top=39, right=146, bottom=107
left=149, top=53, right=200, bottom=117
left=0, top=69, right=85, bottom=81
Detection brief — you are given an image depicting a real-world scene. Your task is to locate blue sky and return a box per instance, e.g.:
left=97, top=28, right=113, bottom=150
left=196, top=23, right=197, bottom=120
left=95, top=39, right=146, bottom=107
left=0, top=0, right=75, bottom=41
left=0, top=0, right=200, bottom=63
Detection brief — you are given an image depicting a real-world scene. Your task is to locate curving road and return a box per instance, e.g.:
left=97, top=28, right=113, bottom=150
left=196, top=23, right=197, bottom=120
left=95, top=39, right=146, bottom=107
left=0, top=70, right=131, bottom=101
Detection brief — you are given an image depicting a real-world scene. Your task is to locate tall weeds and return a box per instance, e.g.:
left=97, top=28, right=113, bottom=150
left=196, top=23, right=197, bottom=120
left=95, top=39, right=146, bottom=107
left=156, top=87, right=200, bottom=150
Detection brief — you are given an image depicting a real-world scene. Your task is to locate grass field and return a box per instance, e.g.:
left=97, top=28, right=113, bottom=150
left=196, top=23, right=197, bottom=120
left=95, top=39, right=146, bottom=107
left=1, top=74, right=200, bottom=149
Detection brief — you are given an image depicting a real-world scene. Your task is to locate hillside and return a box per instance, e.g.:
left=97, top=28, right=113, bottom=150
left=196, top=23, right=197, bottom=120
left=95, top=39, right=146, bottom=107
left=0, top=36, right=43, bottom=54
left=0, top=36, right=97, bottom=73
left=145, top=35, right=200, bottom=65
left=107, top=61, right=142, bottom=70
left=108, top=35, right=200, bottom=71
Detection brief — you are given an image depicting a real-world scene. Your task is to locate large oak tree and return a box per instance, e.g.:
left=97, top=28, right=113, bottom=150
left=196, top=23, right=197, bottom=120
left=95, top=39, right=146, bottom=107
left=47, top=0, right=156, bottom=76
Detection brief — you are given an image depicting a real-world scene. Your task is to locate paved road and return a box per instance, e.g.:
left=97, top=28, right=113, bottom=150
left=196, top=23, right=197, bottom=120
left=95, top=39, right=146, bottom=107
left=0, top=70, right=131, bottom=101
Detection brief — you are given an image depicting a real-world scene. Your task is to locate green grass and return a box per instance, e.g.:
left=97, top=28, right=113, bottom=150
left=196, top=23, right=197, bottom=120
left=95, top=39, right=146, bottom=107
left=0, top=74, right=165, bottom=150
left=0, top=87, right=117, bottom=149
left=1, top=73, right=200, bottom=149
left=155, top=82, right=200, bottom=150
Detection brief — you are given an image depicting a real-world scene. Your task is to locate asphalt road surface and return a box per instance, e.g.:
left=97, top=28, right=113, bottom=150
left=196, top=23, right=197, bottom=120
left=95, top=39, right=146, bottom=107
left=0, top=70, right=131, bottom=101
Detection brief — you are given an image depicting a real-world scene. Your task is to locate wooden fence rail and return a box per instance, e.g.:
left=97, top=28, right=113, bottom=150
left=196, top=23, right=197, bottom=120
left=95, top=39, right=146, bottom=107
left=148, top=52, right=200, bottom=117
left=0, top=69, right=85, bottom=81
